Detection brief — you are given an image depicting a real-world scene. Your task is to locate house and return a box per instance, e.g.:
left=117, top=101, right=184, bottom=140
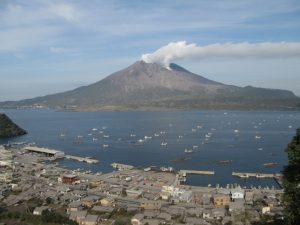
left=100, top=197, right=114, bottom=206
left=264, top=198, right=278, bottom=207
left=231, top=187, right=244, bottom=200
left=67, top=201, right=82, bottom=213
left=212, top=208, right=226, bottom=219
left=81, top=214, right=99, bottom=225
left=186, top=207, right=203, bottom=217
left=245, top=191, right=254, bottom=205
left=81, top=195, right=101, bottom=208
left=185, top=217, right=209, bottom=225
left=140, top=200, right=161, bottom=210
left=107, top=187, right=122, bottom=197
left=69, top=210, right=87, bottom=224
left=131, top=213, right=144, bottom=225
left=157, top=212, right=171, bottom=221
left=62, top=174, right=78, bottom=184
left=144, top=210, right=159, bottom=219
left=92, top=205, right=114, bottom=213
left=262, top=206, right=271, bottom=214
left=160, top=190, right=171, bottom=201
left=126, top=189, right=143, bottom=198
left=163, top=205, right=185, bottom=217
left=202, top=209, right=212, bottom=219
left=229, top=199, right=245, bottom=213
left=178, top=190, right=193, bottom=203
left=33, top=206, right=49, bottom=215
left=142, top=219, right=161, bottom=225
left=202, top=194, right=212, bottom=205
left=213, top=194, right=230, bottom=207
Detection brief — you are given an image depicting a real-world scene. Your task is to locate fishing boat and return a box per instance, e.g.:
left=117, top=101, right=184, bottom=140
left=161, top=142, right=167, bottom=146
left=184, top=149, right=193, bottom=153
left=263, top=162, right=278, bottom=167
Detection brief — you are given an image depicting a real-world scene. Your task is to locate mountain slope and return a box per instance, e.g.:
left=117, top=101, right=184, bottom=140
left=0, top=61, right=299, bottom=111
left=0, top=114, right=27, bottom=138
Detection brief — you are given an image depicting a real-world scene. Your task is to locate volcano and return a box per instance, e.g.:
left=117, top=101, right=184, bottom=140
left=1, top=61, right=299, bottom=111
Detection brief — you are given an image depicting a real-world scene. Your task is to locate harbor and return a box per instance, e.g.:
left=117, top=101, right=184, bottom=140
left=23, top=146, right=99, bottom=164
left=232, top=171, right=283, bottom=188
left=179, top=170, right=215, bottom=176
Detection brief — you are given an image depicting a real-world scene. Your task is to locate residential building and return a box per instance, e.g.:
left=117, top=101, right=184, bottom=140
left=213, top=194, right=230, bottom=207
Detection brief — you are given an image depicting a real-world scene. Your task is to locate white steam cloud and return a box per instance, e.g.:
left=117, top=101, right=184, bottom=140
left=141, top=41, right=300, bottom=67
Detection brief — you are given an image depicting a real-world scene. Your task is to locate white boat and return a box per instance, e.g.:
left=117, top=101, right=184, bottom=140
left=193, top=145, right=198, bottom=149
left=288, top=125, right=293, bottom=129
left=103, top=144, right=109, bottom=148
left=77, top=135, right=83, bottom=138
left=197, top=125, right=202, bottom=129
left=93, top=138, right=98, bottom=141
left=258, top=148, right=263, bottom=151
left=144, top=136, right=152, bottom=139
left=92, top=128, right=98, bottom=131
left=154, top=133, right=159, bottom=137
left=161, top=142, right=167, bottom=146
left=88, top=133, right=92, bottom=136
left=130, top=134, right=136, bottom=137
left=205, top=133, right=212, bottom=138
left=255, top=135, right=261, bottom=139
left=138, top=139, right=144, bottom=143
left=191, top=128, right=196, bottom=132
left=103, top=135, right=109, bottom=138
left=184, top=149, right=193, bottom=153
left=234, top=129, right=240, bottom=133
left=178, top=135, right=183, bottom=138
left=60, top=133, right=65, bottom=137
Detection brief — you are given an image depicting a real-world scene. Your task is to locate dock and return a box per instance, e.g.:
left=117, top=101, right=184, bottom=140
left=65, top=155, right=99, bottom=164
left=179, top=170, right=215, bottom=177
left=111, top=163, right=134, bottom=170
left=232, top=172, right=280, bottom=179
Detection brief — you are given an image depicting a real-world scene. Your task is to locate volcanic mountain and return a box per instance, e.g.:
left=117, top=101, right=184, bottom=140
left=1, top=61, right=299, bottom=111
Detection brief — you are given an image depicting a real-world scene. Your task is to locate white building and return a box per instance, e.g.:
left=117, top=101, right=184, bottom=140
left=231, top=187, right=245, bottom=200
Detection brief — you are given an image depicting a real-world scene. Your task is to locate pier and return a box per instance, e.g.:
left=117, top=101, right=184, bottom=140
left=65, top=155, right=99, bottom=164
left=232, top=172, right=280, bottom=179
left=179, top=170, right=215, bottom=177
left=111, top=163, right=134, bottom=170
left=232, top=171, right=283, bottom=188
left=24, top=146, right=98, bottom=164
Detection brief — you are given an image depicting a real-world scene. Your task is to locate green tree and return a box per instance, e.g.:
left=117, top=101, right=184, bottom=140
left=282, top=128, right=300, bottom=225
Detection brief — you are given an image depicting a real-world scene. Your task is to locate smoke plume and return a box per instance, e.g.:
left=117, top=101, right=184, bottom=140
left=141, top=41, right=300, bottom=67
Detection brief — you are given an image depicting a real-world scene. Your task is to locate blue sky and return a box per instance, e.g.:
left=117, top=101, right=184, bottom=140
left=0, top=0, right=300, bottom=101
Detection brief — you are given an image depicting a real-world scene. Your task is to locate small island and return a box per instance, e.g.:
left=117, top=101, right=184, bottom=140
left=0, top=113, right=27, bottom=138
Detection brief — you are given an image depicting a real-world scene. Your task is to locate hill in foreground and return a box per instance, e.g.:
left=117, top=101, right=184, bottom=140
left=0, top=113, right=27, bottom=138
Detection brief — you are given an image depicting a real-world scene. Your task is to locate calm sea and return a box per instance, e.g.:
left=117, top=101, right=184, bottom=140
left=1, top=109, right=299, bottom=188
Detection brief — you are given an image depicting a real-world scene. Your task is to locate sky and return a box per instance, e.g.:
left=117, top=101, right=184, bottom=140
left=0, top=0, right=300, bottom=101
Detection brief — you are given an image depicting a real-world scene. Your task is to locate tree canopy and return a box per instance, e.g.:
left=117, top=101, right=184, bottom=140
left=283, top=128, right=300, bottom=225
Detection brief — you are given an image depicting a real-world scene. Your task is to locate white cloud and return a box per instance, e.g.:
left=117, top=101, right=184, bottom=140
left=141, top=41, right=300, bottom=66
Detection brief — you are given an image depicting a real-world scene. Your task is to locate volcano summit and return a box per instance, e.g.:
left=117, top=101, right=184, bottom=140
left=1, top=61, right=299, bottom=111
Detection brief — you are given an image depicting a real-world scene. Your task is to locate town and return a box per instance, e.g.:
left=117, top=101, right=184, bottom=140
left=0, top=144, right=284, bottom=225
